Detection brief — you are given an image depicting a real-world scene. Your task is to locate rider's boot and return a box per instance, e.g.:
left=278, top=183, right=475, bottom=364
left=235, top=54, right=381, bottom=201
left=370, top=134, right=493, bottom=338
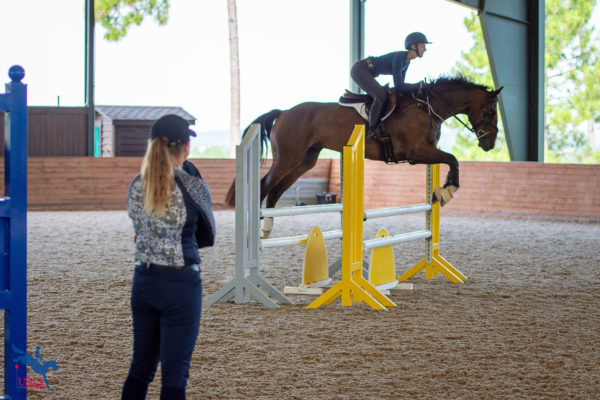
left=368, top=98, right=395, bottom=163
left=367, top=98, right=385, bottom=140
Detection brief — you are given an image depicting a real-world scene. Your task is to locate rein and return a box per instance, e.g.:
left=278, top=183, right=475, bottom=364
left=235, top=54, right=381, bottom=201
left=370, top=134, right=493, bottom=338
left=416, top=86, right=494, bottom=141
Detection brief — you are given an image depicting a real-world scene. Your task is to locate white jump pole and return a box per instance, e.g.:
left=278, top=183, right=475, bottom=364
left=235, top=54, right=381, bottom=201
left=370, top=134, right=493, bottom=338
left=363, top=230, right=432, bottom=250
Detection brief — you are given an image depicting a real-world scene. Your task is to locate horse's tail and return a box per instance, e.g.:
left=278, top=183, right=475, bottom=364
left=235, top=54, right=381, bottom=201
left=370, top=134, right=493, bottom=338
left=242, top=109, right=281, bottom=157
left=225, top=109, right=282, bottom=207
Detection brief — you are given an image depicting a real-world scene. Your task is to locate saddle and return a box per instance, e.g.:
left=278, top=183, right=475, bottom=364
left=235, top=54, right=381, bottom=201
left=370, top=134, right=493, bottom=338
left=338, top=88, right=397, bottom=121
left=339, top=88, right=399, bottom=164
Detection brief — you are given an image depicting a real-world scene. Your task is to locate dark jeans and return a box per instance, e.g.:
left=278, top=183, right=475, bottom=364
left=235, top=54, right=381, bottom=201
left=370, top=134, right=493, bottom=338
left=122, top=264, right=202, bottom=400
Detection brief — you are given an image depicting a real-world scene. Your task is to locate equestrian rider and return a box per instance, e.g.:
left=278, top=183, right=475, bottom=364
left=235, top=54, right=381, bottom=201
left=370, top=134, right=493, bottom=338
left=351, top=32, right=431, bottom=149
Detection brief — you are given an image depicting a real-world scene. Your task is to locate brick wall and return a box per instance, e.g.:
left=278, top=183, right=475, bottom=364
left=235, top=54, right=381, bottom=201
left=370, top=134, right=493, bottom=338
left=1, top=157, right=331, bottom=211
left=1, top=157, right=597, bottom=218
left=329, top=161, right=600, bottom=219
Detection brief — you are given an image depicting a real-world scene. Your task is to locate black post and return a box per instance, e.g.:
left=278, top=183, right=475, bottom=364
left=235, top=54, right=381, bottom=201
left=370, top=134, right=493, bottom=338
left=85, top=0, right=95, bottom=156
left=349, top=0, right=365, bottom=93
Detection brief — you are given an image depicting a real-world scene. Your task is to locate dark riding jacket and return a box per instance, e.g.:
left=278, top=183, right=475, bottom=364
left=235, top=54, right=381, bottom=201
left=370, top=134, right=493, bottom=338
left=368, top=51, right=420, bottom=91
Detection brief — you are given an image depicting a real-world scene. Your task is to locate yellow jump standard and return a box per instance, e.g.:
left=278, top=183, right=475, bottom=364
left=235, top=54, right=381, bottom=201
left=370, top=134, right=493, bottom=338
left=397, top=163, right=467, bottom=283
left=307, top=125, right=396, bottom=310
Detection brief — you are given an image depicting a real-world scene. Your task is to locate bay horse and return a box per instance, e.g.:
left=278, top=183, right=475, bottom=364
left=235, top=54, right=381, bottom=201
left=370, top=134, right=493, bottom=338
left=226, top=76, right=502, bottom=237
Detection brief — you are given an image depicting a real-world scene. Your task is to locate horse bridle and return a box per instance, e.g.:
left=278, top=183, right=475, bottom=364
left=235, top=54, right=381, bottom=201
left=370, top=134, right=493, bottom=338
left=415, top=86, right=498, bottom=141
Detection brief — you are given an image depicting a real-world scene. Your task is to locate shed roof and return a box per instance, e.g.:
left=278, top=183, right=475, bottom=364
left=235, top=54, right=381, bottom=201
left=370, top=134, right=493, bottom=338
left=96, top=105, right=196, bottom=124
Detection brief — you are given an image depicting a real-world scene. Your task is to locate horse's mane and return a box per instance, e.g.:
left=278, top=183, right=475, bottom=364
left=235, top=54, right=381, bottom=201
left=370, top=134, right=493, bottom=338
left=394, top=75, right=490, bottom=99
left=427, top=75, right=491, bottom=92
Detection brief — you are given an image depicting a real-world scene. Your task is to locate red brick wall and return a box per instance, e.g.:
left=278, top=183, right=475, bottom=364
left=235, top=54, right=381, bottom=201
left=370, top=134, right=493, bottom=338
left=1, top=157, right=597, bottom=218
left=1, top=157, right=331, bottom=211
left=328, top=160, right=600, bottom=218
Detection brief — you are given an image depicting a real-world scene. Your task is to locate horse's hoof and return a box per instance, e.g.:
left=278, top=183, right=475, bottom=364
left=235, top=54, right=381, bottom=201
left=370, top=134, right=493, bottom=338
left=433, top=186, right=457, bottom=207
left=260, top=217, right=274, bottom=239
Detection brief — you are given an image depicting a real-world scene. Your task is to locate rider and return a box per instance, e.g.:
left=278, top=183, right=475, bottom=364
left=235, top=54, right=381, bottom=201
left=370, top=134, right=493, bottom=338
left=350, top=32, right=431, bottom=144
left=34, top=346, right=45, bottom=363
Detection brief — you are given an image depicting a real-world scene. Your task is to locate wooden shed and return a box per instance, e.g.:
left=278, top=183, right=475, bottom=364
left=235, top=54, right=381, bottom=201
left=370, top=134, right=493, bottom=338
left=0, top=107, right=88, bottom=156
left=95, top=106, right=196, bottom=157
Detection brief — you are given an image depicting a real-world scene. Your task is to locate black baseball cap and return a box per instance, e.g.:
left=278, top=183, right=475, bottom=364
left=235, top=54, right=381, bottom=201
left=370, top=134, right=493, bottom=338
left=150, top=114, right=196, bottom=145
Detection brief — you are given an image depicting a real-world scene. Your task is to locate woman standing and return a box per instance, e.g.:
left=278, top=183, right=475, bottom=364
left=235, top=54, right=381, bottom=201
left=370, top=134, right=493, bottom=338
left=121, top=114, right=215, bottom=400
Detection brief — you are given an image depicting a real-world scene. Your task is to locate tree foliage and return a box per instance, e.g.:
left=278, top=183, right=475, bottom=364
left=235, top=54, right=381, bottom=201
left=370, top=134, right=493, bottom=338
left=545, top=0, right=599, bottom=162
left=453, top=1, right=599, bottom=163
left=95, top=0, right=170, bottom=41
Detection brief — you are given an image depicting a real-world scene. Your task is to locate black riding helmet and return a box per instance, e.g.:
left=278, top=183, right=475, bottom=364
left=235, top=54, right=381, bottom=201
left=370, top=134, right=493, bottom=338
left=405, top=32, right=431, bottom=50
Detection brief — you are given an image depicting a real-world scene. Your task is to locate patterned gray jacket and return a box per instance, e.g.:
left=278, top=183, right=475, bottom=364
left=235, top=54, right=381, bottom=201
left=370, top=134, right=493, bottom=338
left=127, top=161, right=215, bottom=266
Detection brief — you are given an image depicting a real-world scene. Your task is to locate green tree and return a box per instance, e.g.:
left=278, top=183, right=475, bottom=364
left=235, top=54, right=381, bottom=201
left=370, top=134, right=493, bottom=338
left=454, top=1, right=599, bottom=163
left=545, top=0, right=598, bottom=162
left=190, top=145, right=229, bottom=159
left=96, top=1, right=241, bottom=160
left=95, top=0, right=170, bottom=41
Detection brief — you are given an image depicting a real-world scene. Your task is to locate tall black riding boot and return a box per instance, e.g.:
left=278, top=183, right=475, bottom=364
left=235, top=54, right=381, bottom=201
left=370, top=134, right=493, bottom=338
left=368, top=98, right=395, bottom=163
left=368, top=98, right=385, bottom=139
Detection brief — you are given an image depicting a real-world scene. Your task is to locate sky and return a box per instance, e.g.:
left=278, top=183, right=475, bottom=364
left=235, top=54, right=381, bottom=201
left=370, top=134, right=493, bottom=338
left=0, top=0, right=479, bottom=149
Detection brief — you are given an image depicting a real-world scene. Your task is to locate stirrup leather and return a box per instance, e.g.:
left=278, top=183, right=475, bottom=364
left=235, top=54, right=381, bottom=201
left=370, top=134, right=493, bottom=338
left=369, top=126, right=396, bottom=164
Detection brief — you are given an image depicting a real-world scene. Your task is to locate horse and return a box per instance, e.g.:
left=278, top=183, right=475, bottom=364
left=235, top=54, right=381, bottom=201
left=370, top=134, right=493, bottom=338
left=226, top=76, right=503, bottom=237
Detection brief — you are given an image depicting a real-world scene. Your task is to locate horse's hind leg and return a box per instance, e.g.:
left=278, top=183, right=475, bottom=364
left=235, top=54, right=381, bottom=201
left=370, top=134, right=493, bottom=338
left=261, top=147, right=322, bottom=237
left=266, top=146, right=322, bottom=208
left=259, top=150, right=306, bottom=206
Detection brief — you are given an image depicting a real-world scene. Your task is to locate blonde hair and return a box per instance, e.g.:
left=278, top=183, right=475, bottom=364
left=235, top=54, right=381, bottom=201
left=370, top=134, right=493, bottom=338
left=140, top=138, right=185, bottom=215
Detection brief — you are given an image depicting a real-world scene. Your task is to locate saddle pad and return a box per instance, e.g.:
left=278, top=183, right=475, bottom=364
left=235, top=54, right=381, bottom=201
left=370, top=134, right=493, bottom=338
left=339, top=99, right=369, bottom=120
left=338, top=98, right=395, bottom=122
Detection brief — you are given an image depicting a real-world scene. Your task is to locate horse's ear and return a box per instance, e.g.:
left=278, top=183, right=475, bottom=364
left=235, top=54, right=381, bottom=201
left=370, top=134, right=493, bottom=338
left=491, top=86, right=504, bottom=97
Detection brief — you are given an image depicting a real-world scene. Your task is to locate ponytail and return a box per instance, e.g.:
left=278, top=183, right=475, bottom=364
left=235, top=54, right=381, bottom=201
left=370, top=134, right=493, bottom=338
left=140, top=138, right=184, bottom=215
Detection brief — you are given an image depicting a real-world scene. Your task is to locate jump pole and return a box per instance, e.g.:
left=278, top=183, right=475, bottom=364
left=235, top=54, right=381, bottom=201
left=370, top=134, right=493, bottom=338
left=0, top=66, right=28, bottom=400
left=204, top=124, right=292, bottom=308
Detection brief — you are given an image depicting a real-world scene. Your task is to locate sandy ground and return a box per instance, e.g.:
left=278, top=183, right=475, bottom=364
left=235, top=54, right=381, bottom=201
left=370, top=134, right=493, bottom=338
left=7, top=209, right=600, bottom=399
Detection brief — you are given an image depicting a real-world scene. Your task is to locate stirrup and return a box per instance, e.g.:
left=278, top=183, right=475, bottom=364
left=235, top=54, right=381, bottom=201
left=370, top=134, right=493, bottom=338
left=382, top=143, right=396, bottom=164
left=367, top=127, right=378, bottom=140
left=376, top=130, right=396, bottom=164
left=378, top=134, right=391, bottom=144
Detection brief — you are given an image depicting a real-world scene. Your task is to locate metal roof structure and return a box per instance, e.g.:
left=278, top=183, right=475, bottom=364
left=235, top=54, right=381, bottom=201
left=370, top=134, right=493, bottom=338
left=95, top=105, right=196, bottom=124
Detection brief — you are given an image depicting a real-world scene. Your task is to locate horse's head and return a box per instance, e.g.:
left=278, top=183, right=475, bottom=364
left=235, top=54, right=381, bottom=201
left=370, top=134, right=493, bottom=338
left=467, top=86, right=503, bottom=151
left=45, top=360, right=58, bottom=371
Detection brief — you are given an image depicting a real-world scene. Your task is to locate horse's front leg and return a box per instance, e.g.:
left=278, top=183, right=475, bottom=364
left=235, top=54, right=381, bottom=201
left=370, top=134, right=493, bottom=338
left=443, top=156, right=459, bottom=189
left=407, top=146, right=459, bottom=206
left=434, top=150, right=460, bottom=206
